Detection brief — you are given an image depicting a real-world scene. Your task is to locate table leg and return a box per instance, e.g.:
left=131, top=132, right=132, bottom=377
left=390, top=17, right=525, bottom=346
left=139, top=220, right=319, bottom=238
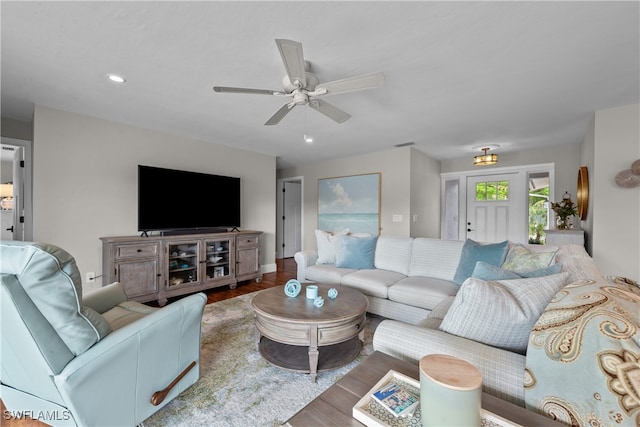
left=308, top=325, right=319, bottom=383
left=254, top=324, right=262, bottom=350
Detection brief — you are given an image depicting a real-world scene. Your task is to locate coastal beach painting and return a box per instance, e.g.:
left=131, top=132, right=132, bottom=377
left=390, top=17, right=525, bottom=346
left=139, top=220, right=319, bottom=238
left=318, top=173, right=380, bottom=235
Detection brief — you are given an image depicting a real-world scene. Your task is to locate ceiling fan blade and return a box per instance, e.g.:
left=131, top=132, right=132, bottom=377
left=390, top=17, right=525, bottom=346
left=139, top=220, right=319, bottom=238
left=213, top=86, right=286, bottom=96
left=308, top=99, right=351, bottom=124
left=265, top=103, right=295, bottom=126
left=275, top=39, right=307, bottom=88
left=315, top=72, right=385, bottom=96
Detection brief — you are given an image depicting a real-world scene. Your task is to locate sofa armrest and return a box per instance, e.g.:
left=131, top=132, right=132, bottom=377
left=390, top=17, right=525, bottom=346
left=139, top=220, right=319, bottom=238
left=373, top=319, right=526, bottom=406
left=82, top=282, right=128, bottom=314
left=294, top=250, right=318, bottom=282
left=54, top=292, right=206, bottom=427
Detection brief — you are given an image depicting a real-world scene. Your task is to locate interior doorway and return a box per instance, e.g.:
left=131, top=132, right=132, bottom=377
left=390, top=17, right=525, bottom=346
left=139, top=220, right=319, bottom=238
left=276, top=177, right=303, bottom=259
left=0, top=137, right=33, bottom=241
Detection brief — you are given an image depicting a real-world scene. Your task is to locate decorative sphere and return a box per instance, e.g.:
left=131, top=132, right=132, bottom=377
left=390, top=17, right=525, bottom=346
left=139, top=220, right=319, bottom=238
left=284, top=279, right=301, bottom=297
left=328, top=288, right=338, bottom=299
left=313, top=296, right=325, bottom=307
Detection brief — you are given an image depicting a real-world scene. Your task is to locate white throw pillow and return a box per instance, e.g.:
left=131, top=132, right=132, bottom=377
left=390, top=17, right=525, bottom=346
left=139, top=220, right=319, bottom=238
left=439, top=272, right=570, bottom=353
left=315, top=229, right=349, bottom=264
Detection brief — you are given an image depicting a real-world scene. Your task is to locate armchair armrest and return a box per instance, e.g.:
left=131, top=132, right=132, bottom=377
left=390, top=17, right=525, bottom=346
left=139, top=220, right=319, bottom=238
left=54, top=292, right=206, bottom=427
left=294, top=250, right=318, bottom=282
left=82, top=282, right=128, bottom=314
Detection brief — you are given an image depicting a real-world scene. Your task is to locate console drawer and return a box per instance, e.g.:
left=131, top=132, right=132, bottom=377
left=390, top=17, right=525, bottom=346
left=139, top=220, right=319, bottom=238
left=116, top=243, right=159, bottom=259
left=237, top=235, right=259, bottom=248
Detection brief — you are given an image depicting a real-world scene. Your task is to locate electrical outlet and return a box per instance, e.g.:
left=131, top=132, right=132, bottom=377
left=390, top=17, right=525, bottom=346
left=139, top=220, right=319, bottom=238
left=392, top=214, right=403, bottom=223
left=86, top=272, right=96, bottom=283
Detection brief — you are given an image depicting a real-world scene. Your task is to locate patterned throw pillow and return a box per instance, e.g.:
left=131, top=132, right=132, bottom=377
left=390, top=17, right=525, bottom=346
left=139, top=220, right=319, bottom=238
left=439, top=272, right=570, bottom=353
left=501, top=244, right=556, bottom=273
left=315, top=229, right=349, bottom=264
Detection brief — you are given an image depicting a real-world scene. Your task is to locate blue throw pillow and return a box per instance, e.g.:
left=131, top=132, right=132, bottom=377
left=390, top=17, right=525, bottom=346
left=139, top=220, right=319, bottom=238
left=519, top=263, right=563, bottom=278
left=453, top=239, right=509, bottom=285
left=471, top=260, right=563, bottom=281
left=335, top=235, right=377, bottom=269
left=471, top=261, right=521, bottom=280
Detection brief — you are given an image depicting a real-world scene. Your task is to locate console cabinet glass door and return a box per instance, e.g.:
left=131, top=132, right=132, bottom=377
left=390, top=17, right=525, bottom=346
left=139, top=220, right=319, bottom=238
left=166, top=241, right=201, bottom=288
left=204, top=238, right=233, bottom=281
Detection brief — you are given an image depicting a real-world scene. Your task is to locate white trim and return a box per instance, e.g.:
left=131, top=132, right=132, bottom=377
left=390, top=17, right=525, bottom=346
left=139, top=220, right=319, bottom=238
left=1, top=137, right=33, bottom=241
left=441, top=163, right=555, bottom=242
left=276, top=176, right=304, bottom=258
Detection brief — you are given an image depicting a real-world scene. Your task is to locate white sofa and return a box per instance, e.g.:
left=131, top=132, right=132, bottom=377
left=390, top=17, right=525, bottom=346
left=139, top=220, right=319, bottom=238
left=295, top=235, right=559, bottom=324
left=295, top=236, right=466, bottom=324
left=296, top=235, right=640, bottom=425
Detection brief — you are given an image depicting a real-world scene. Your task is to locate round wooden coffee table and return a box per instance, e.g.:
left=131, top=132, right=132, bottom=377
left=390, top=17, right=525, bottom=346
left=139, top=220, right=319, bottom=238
left=252, top=283, right=368, bottom=382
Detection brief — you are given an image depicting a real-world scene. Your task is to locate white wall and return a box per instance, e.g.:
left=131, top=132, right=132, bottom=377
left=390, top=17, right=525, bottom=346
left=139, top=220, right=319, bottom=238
left=278, top=146, right=442, bottom=252
left=579, top=116, right=596, bottom=254
left=410, top=148, right=441, bottom=237
left=32, top=106, right=276, bottom=291
left=592, top=104, right=639, bottom=280
left=441, top=143, right=581, bottom=202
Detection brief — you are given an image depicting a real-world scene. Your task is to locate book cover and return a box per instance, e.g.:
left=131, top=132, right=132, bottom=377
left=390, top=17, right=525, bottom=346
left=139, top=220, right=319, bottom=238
left=372, top=381, right=419, bottom=417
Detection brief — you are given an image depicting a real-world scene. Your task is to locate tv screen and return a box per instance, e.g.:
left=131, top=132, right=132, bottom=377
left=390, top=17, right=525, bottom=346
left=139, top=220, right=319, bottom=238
left=138, top=165, right=240, bottom=232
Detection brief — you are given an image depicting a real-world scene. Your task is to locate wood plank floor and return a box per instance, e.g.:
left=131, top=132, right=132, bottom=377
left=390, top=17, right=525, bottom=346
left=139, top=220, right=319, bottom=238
left=0, top=258, right=297, bottom=427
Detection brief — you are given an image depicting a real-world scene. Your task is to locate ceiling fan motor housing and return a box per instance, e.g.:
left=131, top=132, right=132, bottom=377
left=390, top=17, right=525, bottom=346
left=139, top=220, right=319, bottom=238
left=282, top=72, right=319, bottom=93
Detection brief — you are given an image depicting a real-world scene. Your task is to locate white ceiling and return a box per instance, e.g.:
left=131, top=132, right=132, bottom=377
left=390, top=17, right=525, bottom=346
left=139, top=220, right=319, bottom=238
left=2, top=1, right=638, bottom=169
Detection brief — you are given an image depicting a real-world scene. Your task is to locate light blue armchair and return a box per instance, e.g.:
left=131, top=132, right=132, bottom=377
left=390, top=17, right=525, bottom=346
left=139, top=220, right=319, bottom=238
left=0, top=241, right=206, bottom=426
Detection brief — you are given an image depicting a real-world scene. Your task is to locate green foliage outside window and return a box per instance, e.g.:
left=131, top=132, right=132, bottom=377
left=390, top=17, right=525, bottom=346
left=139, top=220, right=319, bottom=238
left=476, top=181, right=509, bottom=201
left=529, top=187, right=549, bottom=244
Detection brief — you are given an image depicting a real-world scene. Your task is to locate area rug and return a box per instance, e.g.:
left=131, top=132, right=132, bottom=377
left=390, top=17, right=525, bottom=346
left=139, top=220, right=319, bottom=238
left=145, top=291, right=382, bottom=427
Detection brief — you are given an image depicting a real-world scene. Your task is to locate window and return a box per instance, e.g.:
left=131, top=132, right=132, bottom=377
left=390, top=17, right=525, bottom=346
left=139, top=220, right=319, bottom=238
left=475, top=181, right=509, bottom=201
left=528, top=172, right=550, bottom=244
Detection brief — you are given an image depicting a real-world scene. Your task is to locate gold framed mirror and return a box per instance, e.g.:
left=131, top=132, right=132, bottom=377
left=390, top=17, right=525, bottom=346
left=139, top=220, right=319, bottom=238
left=577, top=166, right=589, bottom=220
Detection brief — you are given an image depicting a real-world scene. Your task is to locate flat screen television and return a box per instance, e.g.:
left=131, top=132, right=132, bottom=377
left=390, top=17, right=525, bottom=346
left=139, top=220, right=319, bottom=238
left=138, top=165, right=240, bottom=233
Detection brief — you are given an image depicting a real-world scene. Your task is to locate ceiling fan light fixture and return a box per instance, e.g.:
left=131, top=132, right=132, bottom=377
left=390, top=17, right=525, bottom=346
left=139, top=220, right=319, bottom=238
left=473, top=147, right=499, bottom=166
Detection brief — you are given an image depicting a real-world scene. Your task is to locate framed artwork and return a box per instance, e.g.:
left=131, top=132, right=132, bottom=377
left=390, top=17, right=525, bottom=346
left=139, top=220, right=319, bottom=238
left=318, top=173, right=380, bottom=235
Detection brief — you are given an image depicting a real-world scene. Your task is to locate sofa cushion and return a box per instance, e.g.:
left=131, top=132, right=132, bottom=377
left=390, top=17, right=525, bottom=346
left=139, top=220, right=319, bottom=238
left=471, top=261, right=563, bottom=281
left=305, top=264, right=356, bottom=284
left=315, top=229, right=349, bottom=264
left=341, top=269, right=407, bottom=299
left=501, top=244, right=556, bottom=273
left=439, top=272, right=570, bottom=353
left=409, top=238, right=465, bottom=280
left=336, top=235, right=377, bottom=269
left=453, top=239, right=510, bottom=285
left=374, top=236, right=413, bottom=275
left=388, top=276, right=459, bottom=311
left=102, top=301, right=158, bottom=331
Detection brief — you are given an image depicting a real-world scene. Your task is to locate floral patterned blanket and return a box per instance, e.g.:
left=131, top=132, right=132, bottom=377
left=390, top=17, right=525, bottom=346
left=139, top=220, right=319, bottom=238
left=524, top=276, right=640, bottom=426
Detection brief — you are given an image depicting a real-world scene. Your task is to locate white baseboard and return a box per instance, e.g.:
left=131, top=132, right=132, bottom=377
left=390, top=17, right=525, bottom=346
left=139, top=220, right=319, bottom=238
left=261, top=263, right=277, bottom=274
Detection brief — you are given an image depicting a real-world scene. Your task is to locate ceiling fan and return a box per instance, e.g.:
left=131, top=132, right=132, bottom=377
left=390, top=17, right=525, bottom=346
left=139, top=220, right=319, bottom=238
left=213, top=39, right=384, bottom=126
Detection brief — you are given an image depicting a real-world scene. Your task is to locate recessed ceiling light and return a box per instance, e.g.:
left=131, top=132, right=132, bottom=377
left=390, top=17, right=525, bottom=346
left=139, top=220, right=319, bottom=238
left=107, top=74, right=126, bottom=83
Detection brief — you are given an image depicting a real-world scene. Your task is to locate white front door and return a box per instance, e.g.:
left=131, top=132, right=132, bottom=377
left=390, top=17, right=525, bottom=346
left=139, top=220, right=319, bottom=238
left=466, top=173, right=525, bottom=243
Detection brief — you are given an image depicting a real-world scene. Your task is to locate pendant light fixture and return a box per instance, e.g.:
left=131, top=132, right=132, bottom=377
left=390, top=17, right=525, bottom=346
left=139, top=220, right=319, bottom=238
left=473, top=146, right=499, bottom=166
